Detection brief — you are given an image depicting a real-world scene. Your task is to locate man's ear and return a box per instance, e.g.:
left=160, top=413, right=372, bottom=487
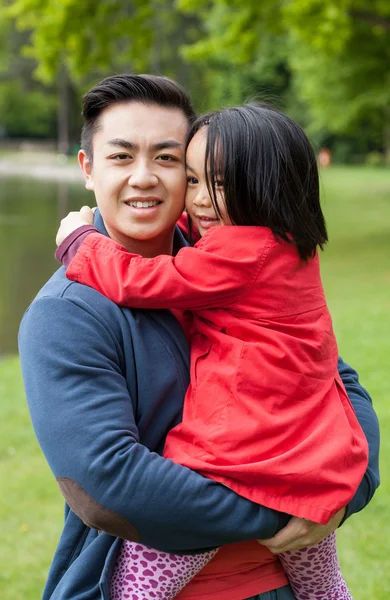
left=78, top=149, right=94, bottom=191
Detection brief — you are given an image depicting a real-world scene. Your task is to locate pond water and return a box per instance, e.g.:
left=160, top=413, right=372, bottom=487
left=0, top=175, right=90, bottom=355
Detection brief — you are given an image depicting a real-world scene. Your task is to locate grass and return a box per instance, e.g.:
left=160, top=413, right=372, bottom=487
left=318, top=166, right=390, bottom=597
left=0, top=357, right=63, bottom=600
left=1, top=165, right=389, bottom=599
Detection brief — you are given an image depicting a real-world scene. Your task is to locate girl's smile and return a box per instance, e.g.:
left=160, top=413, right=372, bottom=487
left=194, top=215, right=220, bottom=231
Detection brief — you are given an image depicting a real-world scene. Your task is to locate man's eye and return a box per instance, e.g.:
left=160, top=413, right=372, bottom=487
left=157, top=155, right=176, bottom=162
left=187, top=176, right=198, bottom=184
left=112, top=154, right=131, bottom=160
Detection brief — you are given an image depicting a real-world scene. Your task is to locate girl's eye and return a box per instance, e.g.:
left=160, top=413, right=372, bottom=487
left=187, top=176, right=199, bottom=184
left=215, top=179, right=224, bottom=188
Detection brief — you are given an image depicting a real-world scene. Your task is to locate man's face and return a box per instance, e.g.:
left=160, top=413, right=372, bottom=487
left=79, top=102, right=189, bottom=254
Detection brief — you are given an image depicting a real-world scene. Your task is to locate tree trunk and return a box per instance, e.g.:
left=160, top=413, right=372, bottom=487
left=349, top=10, right=390, bottom=32
left=57, top=63, right=70, bottom=155
left=383, top=107, right=390, bottom=165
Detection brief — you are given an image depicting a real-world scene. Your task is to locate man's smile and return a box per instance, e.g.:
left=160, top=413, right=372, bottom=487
left=123, top=196, right=163, bottom=212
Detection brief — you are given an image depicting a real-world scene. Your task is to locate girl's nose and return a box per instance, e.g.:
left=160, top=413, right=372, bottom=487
left=192, top=186, right=212, bottom=207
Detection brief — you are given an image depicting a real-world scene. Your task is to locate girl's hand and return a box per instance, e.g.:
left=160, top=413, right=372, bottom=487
left=56, top=206, right=95, bottom=246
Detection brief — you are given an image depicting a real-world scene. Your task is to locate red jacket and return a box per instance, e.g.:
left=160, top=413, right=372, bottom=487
left=67, top=225, right=368, bottom=524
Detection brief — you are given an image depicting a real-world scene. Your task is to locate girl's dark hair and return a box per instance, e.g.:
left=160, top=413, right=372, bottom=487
left=81, top=74, right=196, bottom=160
left=187, top=103, right=327, bottom=260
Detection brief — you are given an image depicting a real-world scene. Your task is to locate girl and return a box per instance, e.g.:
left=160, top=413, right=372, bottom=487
left=56, top=103, right=367, bottom=600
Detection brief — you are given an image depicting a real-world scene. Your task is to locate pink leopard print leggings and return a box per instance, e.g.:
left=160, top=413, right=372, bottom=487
left=278, top=531, right=353, bottom=600
left=110, top=532, right=352, bottom=600
left=110, top=542, right=217, bottom=599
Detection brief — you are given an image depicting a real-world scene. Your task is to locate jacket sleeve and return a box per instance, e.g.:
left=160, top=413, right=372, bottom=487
left=337, top=357, right=380, bottom=521
left=18, top=291, right=289, bottom=552
left=66, top=228, right=271, bottom=311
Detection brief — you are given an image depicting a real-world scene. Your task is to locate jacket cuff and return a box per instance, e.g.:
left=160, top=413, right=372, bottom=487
left=55, top=226, right=98, bottom=268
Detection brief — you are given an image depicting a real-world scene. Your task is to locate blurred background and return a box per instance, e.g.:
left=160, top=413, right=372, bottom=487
left=0, top=0, right=388, bottom=598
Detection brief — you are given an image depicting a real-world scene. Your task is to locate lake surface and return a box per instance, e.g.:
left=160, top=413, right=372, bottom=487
left=0, top=175, right=90, bottom=355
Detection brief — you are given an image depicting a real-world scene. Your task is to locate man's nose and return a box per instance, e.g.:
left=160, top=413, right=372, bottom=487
left=128, top=162, right=158, bottom=188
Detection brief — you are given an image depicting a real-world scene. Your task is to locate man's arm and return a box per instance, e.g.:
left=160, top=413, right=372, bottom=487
left=337, top=356, right=380, bottom=520
left=19, top=289, right=289, bottom=553
left=259, top=356, right=380, bottom=553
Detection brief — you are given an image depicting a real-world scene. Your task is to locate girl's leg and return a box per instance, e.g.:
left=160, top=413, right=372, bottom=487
left=110, top=540, right=217, bottom=600
left=278, top=531, right=353, bottom=600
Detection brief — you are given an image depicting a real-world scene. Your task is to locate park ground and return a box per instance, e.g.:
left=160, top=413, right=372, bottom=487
left=0, top=165, right=389, bottom=599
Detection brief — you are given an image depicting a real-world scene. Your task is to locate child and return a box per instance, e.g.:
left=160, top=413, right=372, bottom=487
left=56, top=103, right=367, bottom=600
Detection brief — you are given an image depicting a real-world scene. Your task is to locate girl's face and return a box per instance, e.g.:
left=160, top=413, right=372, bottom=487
left=185, top=127, right=231, bottom=237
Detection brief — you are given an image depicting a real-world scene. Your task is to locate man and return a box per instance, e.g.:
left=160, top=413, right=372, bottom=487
left=19, top=74, right=380, bottom=600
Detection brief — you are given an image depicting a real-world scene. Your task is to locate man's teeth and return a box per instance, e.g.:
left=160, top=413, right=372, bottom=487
left=126, top=200, right=160, bottom=208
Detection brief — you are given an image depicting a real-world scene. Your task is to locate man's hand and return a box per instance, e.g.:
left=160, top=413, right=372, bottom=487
left=56, top=206, right=95, bottom=246
left=258, top=507, right=346, bottom=554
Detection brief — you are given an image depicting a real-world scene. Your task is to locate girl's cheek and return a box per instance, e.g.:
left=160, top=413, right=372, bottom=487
left=184, top=192, right=194, bottom=214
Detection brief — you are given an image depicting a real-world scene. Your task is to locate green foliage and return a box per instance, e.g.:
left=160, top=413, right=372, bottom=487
left=176, top=0, right=390, bottom=62
left=0, top=80, right=57, bottom=137
left=0, top=0, right=210, bottom=116
left=187, top=36, right=293, bottom=112
left=1, top=0, right=390, bottom=155
left=3, top=0, right=154, bottom=82
left=284, top=0, right=390, bottom=53
left=177, top=0, right=280, bottom=65
left=0, top=16, right=58, bottom=138
left=175, top=1, right=293, bottom=111
left=288, top=27, right=390, bottom=135
left=177, top=0, right=390, bottom=150
left=284, top=1, right=390, bottom=146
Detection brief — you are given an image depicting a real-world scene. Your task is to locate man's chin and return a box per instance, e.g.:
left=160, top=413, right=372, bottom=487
left=120, top=224, right=176, bottom=241
left=103, top=221, right=177, bottom=254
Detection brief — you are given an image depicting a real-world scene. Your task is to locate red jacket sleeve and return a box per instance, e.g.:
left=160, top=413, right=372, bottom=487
left=66, top=227, right=274, bottom=311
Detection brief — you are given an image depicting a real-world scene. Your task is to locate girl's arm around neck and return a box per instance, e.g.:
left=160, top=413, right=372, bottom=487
left=65, top=226, right=274, bottom=311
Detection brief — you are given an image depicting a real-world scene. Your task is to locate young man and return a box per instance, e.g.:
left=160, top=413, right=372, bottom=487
left=19, top=74, right=380, bottom=600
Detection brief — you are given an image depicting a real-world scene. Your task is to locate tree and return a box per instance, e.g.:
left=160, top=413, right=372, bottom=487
left=0, top=18, right=58, bottom=139
left=0, top=0, right=153, bottom=82
left=0, top=0, right=157, bottom=149
left=0, top=0, right=210, bottom=139
left=1, top=0, right=201, bottom=85
left=283, top=1, right=390, bottom=159
left=2, top=0, right=390, bottom=157
left=178, top=0, right=390, bottom=157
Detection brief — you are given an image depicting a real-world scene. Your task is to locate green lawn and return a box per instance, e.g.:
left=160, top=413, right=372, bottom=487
left=1, top=165, right=389, bottom=599
left=0, top=357, right=63, bottom=599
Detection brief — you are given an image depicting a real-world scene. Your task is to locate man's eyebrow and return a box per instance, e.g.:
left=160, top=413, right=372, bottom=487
left=107, top=139, right=138, bottom=151
left=152, top=140, right=183, bottom=151
left=106, top=139, right=183, bottom=152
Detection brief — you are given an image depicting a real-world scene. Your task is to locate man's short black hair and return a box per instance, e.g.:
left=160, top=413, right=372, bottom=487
left=81, top=73, right=196, bottom=159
